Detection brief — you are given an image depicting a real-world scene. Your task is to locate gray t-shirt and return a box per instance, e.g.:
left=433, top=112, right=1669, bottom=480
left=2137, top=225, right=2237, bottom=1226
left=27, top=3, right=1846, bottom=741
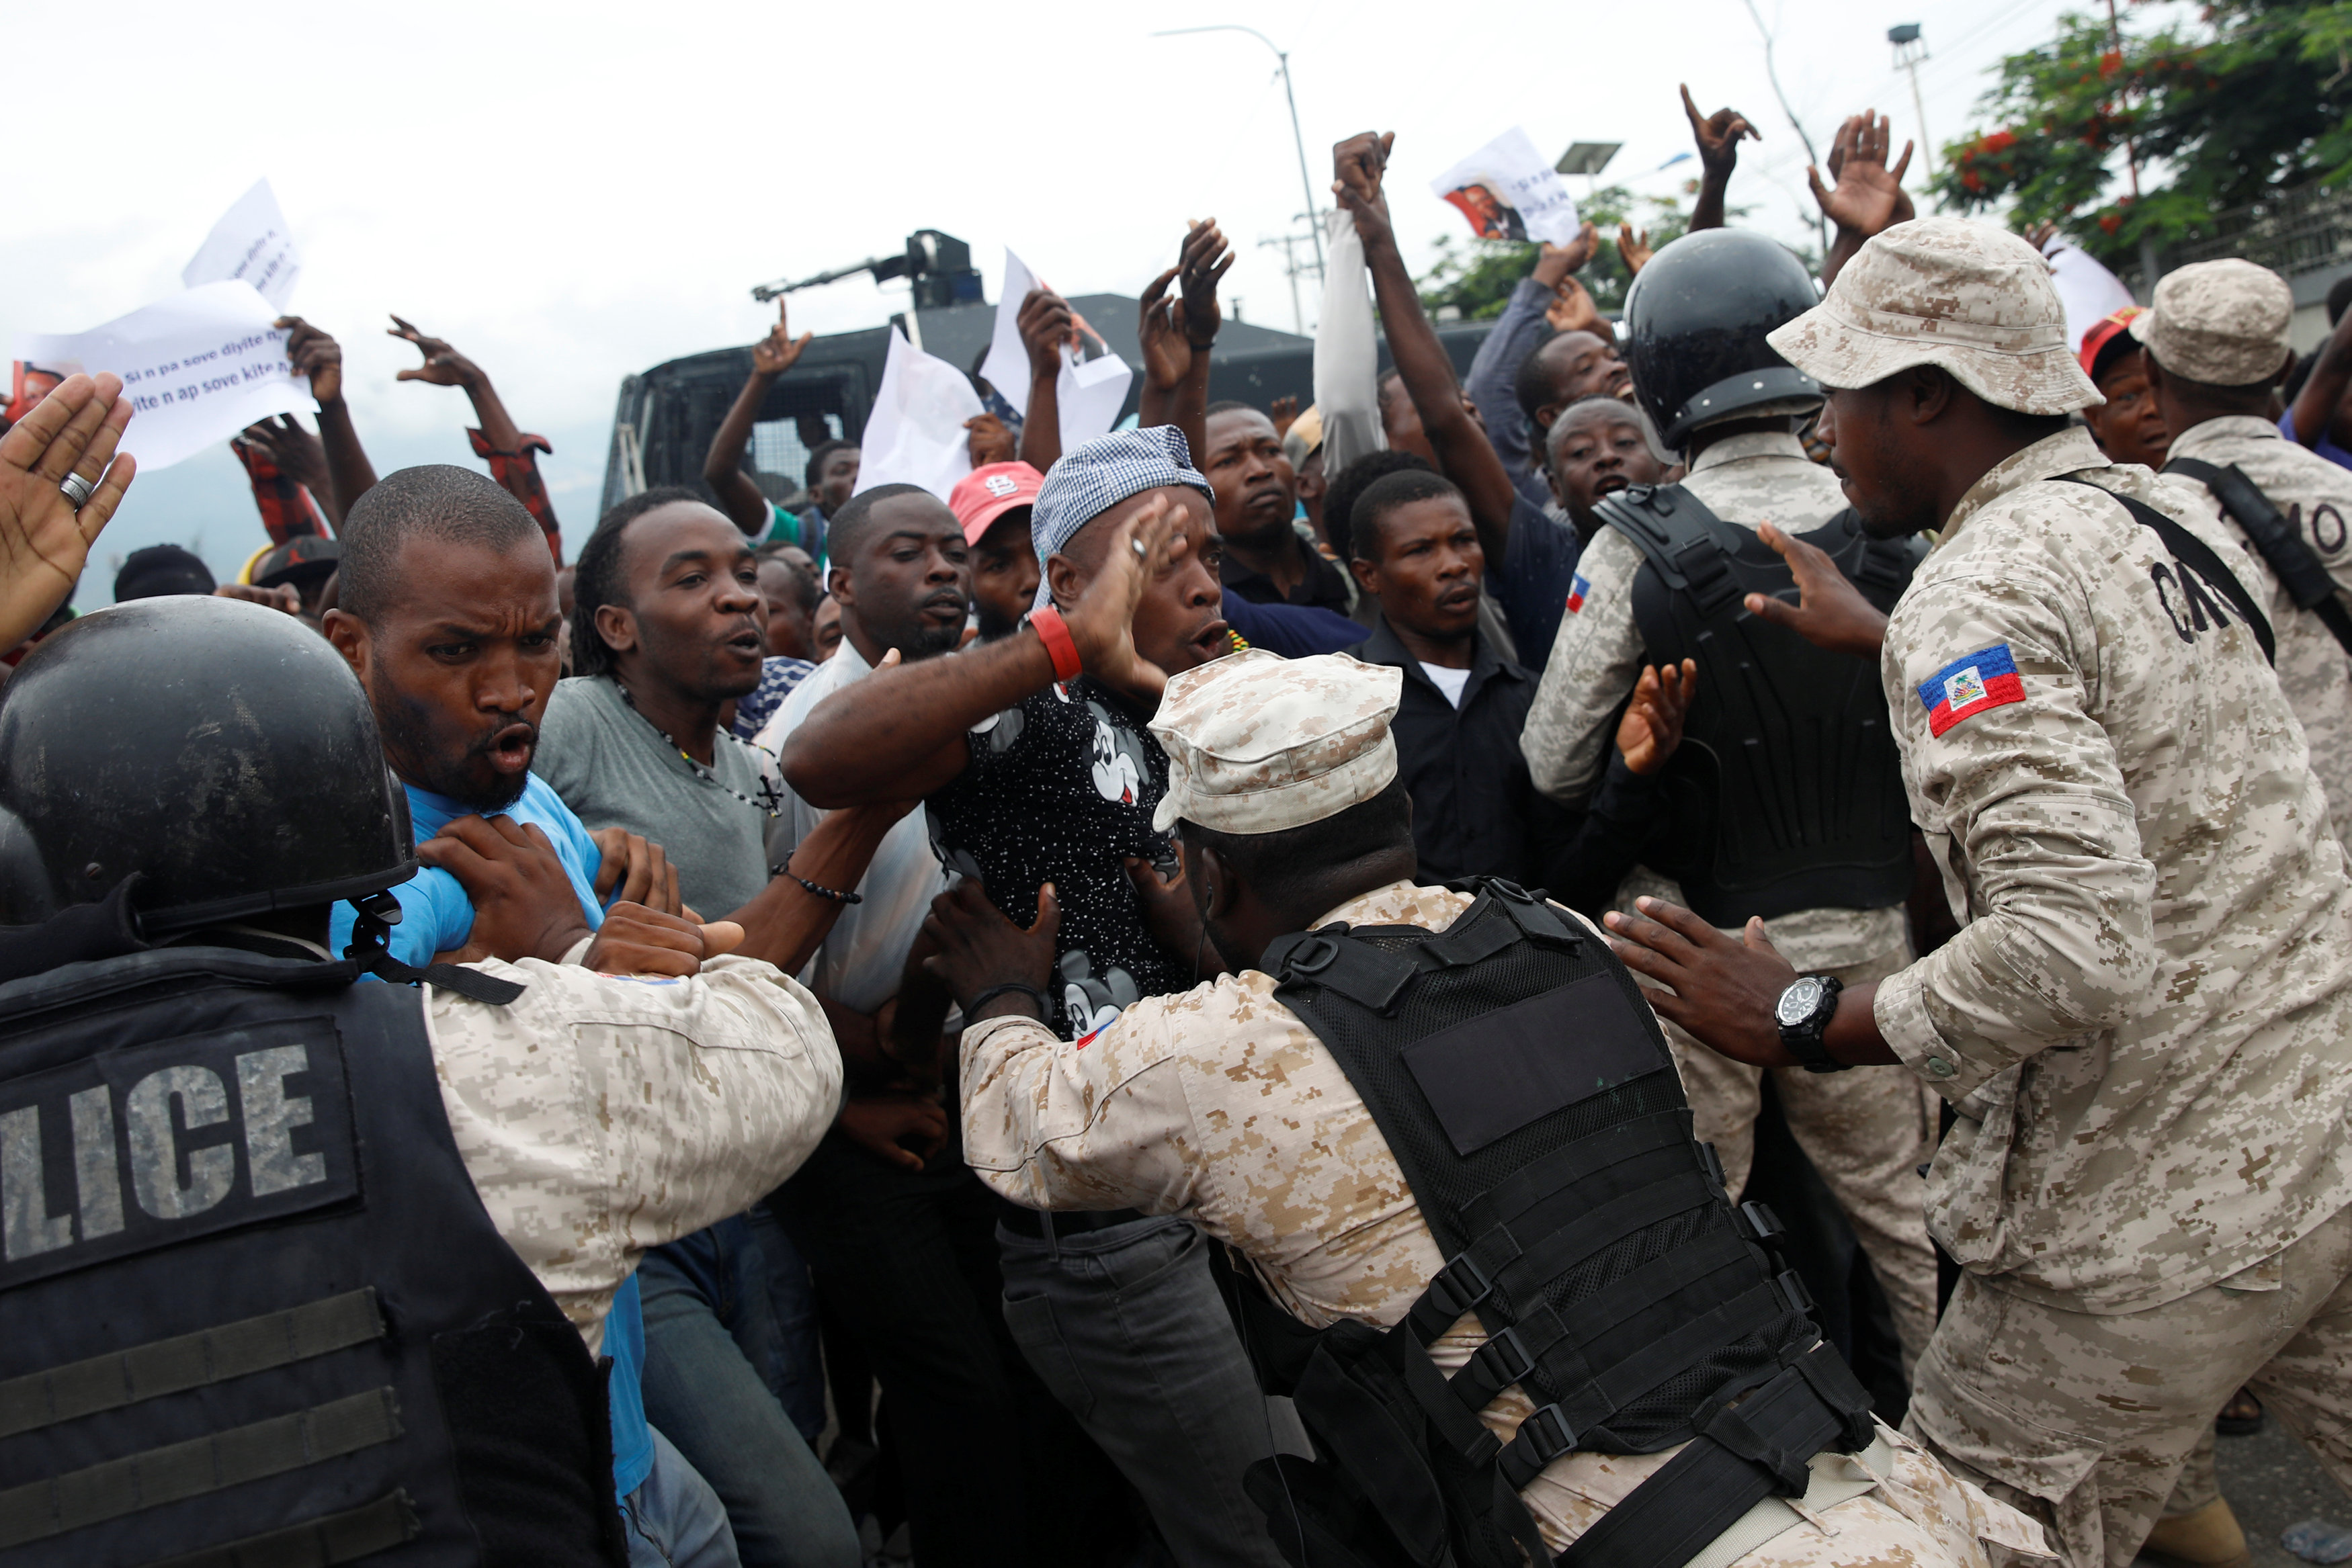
left=534, top=675, right=773, bottom=917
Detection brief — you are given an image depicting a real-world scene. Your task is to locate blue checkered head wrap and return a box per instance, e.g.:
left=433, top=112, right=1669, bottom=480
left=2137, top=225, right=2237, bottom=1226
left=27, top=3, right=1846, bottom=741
left=1030, top=425, right=1213, bottom=608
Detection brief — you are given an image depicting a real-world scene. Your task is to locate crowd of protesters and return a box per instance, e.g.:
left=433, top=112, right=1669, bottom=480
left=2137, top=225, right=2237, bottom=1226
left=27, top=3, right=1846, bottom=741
left=8, top=71, right=2352, bottom=1568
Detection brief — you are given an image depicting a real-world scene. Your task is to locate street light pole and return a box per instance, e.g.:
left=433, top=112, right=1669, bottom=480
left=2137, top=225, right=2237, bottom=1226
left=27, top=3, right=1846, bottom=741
left=1150, top=25, right=1326, bottom=283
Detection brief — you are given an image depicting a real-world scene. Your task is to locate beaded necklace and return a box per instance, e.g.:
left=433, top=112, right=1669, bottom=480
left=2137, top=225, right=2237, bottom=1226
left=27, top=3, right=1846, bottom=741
left=615, top=681, right=784, bottom=818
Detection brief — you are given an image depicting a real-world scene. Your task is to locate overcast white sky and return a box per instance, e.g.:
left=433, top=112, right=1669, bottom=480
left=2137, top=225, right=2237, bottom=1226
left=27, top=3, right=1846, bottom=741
left=7, top=0, right=2140, bottom=598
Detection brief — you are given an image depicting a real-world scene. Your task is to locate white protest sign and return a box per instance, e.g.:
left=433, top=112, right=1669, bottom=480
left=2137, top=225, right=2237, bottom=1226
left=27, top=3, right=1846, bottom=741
left=1430, top=128, right=1582, bottom=247
left=18, top=281, right=311, bottom=472
left=181, top=179, right=302, bottom=312
left=853, top=327, right=986, bottom=503
left=978, top=249, right=1042, bottom=414
left=977, top=249, right=1133, bottom=451
left=2044, top=239, right=2137, bottom=353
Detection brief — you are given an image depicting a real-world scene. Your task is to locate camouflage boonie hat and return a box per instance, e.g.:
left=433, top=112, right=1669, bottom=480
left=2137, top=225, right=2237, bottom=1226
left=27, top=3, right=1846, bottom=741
left=1148, top=649, right=1403, bottom=834
left=1767, top=217, right=2102, bottom=415
left=2130, top=259, right=2294, bottom=387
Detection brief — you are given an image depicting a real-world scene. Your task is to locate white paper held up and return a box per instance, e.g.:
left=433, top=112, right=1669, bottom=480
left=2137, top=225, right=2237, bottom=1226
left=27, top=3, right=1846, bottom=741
left=978, top=249, right=1042, bottom=417
left=182, top=179, right=302, bottom=312
left=2043, top=239, right=2138, bottom=354
left=854, top=327, right=986, bottom=503
left=1430, top=128, right=1581, bottom=247
left=17, top=282, right=310, bottom=472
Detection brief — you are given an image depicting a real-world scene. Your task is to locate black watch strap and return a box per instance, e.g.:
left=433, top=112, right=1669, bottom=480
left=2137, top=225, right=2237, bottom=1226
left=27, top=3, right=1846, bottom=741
left=1777, top=974, right=1847, bottom=1074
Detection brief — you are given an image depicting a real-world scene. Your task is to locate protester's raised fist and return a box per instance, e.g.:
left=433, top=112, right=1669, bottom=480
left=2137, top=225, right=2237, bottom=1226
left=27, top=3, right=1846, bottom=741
left=1177, top=220, right=1234, bottom=348
left=276, top=318, right=346, bottom=405
left=1017, top=288, right=1076, bottom=380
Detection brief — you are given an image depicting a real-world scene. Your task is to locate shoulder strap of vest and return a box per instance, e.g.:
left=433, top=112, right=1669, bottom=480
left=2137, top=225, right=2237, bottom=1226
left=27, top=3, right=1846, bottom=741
left=2057, top=476, right=2277, bottom=665
left=1593, top=484, right=1747, bottom=616
left=2163, top=457, right=2352, bottom=656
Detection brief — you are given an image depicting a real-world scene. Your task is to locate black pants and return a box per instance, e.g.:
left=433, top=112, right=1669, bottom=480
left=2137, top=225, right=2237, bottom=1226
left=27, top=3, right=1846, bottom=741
left=769, top=1133, right=1133, bottom=1568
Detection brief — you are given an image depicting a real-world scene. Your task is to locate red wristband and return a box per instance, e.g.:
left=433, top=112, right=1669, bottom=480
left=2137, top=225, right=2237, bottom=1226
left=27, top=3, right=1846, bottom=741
left=1027, top=607, right=1083, bottom=682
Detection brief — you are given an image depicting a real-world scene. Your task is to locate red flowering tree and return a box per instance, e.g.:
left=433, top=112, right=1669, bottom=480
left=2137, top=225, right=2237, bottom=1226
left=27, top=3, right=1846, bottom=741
left=1932, top=1, right=2352, bottom=269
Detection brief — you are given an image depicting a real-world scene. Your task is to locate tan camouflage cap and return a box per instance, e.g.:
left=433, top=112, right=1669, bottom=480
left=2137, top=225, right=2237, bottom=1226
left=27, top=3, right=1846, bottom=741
left=1767, top=217, right=2102, bottom=415
left=1148, top=649, right=1404, bottom=834
left=2130, top=259, right=2294, bottom=387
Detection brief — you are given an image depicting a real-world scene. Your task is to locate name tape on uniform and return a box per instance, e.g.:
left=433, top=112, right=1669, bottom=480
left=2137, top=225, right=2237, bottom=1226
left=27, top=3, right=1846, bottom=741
left=0, top=1019, right=355, bottom=1289
left=1917, top=642, right=2025, bottom=737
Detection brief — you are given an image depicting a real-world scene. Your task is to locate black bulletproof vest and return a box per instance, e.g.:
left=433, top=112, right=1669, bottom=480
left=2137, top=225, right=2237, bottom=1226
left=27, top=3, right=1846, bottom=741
left=1593, top=484, right=1923, bottom=926
left=1231, top=883, right=1873, bottom=1568
left=0, top=945, right=627, bottom=1568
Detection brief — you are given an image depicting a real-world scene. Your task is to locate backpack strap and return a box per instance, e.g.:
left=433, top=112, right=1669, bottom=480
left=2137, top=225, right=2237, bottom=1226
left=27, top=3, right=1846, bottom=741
left=2057, top=477, right=2276, bottom=666
left=1593, top=485, right=1747, bottom=617
left=2163, top=457, right=2352, bottom=658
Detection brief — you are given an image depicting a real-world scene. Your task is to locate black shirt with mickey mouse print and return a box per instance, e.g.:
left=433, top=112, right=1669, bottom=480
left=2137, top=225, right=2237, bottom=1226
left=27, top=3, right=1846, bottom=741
left=925, top=675, right=1192, bottom=1039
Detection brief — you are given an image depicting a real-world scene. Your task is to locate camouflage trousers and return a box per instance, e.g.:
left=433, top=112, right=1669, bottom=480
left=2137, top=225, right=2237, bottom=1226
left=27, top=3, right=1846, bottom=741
left=1661, top=945, right=1942, bottom=1373
left=1904, top=1202, right=2352, bottom=1568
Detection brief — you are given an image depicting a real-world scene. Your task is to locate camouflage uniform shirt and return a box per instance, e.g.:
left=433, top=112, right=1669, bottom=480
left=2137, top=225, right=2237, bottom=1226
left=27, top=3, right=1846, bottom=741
left=1518, top=429, right=1904, bottom=972
left=960, top=880, right=2047, bottom=1565
left=1872, top=426, right=2352, bottom=1313
left=2161, top=414, right=2352, bottom=845
left=425, top=953, right=843, bottom=1353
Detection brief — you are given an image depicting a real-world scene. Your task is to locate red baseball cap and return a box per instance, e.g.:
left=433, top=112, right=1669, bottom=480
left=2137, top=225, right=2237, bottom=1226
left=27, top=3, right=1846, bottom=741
left=2077, top=306, right=2147, bottom=384
left=950, top=462, right=1044, bottom=546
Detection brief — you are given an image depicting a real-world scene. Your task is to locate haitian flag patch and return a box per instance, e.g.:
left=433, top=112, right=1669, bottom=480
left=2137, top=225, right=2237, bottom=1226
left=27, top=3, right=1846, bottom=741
left=1565, top=573, right=1592, bottom=615
left=1917, top=643, right=2025, bottom=736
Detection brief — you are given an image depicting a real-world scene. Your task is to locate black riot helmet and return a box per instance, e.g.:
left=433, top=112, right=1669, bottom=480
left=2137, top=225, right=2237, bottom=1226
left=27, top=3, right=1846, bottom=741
left=1623, top=227, right=1825, bottom=449
left=0, top=594, right=414, bottom=932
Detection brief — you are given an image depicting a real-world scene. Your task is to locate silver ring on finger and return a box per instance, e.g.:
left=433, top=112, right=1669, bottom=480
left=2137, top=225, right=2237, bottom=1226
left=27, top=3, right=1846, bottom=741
left=1131, top=537, right=1148, bottom=557
left=58, top=472, right=95, bottom=511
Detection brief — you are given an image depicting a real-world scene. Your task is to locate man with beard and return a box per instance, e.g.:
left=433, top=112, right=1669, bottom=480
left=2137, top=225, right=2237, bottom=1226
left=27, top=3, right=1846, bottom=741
left=324, top=466, right=773, bottom=1568
left=1205, top=400, right=1353, bottom=615
left=780, top=428, right=1300, bottom=1568
left=324, top=466, right=680, bottom=968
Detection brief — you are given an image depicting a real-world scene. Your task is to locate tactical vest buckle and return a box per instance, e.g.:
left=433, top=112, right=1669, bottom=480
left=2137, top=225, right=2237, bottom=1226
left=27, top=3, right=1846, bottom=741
left=1774, top=1268, right=1816, bottom=1317
left=1283, top=937, right=1341, bottom=977
left=1469, top=1325, right=1536, bottom=1392
left=1738, top=1201, right=1786, bottom=1245
left=1696, top=1141, right=1728, bottom=1192
left=1497, top=1402, right=1579, bottom=1489
left=1427, top=1251, right=1494, bottom=1319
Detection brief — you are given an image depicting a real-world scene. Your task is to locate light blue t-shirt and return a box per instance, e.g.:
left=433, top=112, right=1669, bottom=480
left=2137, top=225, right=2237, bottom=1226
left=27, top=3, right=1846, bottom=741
left=327, top=775, right=653, bottom=1497
left=605, top=1275, right=655, bottom=1497
left=329, top=774, right=606, bottom=965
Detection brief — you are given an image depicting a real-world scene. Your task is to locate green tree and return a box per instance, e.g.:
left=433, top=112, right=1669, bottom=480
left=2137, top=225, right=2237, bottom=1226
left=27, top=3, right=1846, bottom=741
left=1931, top=1, right=2352, bottom=269
left=1415, top=183, right=1703, bottom=320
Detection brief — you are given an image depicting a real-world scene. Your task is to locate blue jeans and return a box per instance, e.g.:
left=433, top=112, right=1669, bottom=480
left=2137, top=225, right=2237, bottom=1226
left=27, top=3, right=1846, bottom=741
left=640, top=1220, right=860, bottom=1568
left=621, top=1426, right=740, bottom=1568
left=997, top=1213, right=1302, bottom=1568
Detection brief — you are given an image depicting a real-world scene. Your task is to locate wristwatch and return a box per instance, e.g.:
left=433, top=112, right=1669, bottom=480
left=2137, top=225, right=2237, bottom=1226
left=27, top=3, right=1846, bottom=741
left=1774, top=974, right=1847, bottom=1074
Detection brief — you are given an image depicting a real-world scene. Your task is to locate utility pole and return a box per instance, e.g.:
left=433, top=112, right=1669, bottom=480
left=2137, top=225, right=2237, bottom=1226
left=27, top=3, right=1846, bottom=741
left=2102, top=0, right=2164, bottom=290
left=1888, top=25, right=1932, bottom=169
left=1152, top=26, right=1326, bottom=283
left=1259, top=232, right=1314, bottom=334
